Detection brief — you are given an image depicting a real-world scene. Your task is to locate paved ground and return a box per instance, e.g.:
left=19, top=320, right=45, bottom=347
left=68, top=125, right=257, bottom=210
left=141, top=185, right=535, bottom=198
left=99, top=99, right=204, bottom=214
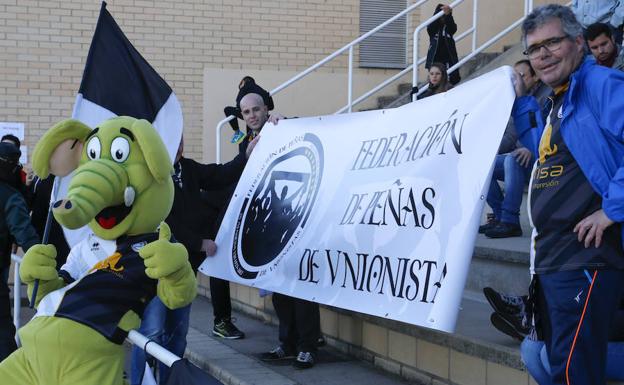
left=186, top=296, right=413, bottom=385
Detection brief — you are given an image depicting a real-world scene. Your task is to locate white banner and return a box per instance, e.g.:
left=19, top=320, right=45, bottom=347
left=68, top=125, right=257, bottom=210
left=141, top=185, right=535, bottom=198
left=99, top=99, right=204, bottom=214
left=200, top=67, right=515, bottom=332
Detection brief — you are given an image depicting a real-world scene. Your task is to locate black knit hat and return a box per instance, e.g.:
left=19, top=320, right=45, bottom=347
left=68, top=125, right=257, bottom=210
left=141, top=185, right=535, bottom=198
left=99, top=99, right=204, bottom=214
left=0, top=142, right=20, bottom=164
left=235, top=80, right=274, bottom=111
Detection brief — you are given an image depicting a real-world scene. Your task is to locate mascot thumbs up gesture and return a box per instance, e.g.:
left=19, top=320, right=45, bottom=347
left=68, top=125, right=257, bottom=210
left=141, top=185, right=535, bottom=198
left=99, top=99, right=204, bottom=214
left=1, top=116, right=196, bottom=385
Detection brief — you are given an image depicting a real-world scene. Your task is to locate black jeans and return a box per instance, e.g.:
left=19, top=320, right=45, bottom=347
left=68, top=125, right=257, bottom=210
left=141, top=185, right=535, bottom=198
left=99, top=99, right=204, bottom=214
left=0, top=266, right=17, bottom=361
left=272, top=293, right=320, bottom=353
left=210, top=277, right=232, bottom=323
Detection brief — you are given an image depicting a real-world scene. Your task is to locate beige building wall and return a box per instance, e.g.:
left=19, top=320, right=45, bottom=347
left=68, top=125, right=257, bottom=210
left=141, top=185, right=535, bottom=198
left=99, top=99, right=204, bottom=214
left=2, top=0, right=567, bottom=165
left=0, top=0, right=370, bottom=163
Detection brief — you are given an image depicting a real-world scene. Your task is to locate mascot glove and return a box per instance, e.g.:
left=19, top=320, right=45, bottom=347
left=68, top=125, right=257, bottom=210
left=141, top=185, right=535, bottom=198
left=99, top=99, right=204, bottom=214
left=20, top=244, right=65, bottom=307
left=20, top=244, right=58, bottom=284
left=139, top=222, right=189, bottom=279
left=140, top=222, right=197, bottom=309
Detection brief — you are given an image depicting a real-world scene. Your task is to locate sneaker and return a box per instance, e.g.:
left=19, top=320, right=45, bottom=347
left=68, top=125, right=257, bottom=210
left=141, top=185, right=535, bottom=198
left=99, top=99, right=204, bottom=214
left=490, top=312, right=530, bottom=341
left=484, top=221, right=522, bottom=238
left=483, top=287, right=527, bottom=317
left=317, top=336, right=326, bottom=347
left=212, top=319, right=245, bottom=339
left=293, top=351, right=315, bottom=369
left=478, top=213, right=497, bottom=234
left=259, top=345, right=296, bottom=361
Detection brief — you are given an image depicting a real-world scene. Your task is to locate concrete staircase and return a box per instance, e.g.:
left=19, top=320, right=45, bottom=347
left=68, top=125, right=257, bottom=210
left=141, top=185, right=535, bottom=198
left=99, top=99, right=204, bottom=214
left=374, top=44, right=522, bottom=110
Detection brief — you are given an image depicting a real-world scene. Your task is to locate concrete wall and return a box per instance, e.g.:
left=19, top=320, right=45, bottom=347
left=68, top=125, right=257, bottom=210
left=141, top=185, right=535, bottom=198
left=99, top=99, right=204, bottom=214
left=195, top=276, right=537, bottom=385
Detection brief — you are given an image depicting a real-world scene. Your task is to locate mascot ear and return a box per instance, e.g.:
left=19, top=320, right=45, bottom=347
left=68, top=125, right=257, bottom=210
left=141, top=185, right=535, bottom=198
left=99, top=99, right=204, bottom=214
left=32, top=119, right=92, bottom=178
left=131, top=119, right=174, bottom=183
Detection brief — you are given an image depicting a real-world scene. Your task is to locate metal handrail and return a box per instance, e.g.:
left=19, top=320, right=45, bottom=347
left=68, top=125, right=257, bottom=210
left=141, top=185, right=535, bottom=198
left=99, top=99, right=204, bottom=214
left=214, top=0, right=431, bottom=162
left=411, top=0, right=468, bottom=90
left=215, top=0, right=567, bottom=162
left=410, top=0, right=535, bottom=100
left=414, top=15, right=527, bottom=99
left=11, top=254, right=22, bottom=345
left=336, top=0, right=475, bottom=114
left=127, top=330, right=180, bottom=368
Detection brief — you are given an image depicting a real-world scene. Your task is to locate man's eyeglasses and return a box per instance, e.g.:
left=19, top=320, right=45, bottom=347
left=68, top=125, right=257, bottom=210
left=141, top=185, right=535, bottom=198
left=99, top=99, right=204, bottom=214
left=523, top=36, right=569, bottom=59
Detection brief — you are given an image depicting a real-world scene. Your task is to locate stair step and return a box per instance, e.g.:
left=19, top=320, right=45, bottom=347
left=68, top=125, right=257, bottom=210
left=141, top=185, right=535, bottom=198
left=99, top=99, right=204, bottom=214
left=397, top=82, right=412, bottom=95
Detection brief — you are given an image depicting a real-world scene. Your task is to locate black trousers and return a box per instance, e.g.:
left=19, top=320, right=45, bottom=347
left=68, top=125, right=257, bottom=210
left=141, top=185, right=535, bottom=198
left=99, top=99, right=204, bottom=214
left=272, top=293, right=320, bottom=353
left=0, top=266, right=16, bottom=361
left=210, top=277, right=232, bottom=323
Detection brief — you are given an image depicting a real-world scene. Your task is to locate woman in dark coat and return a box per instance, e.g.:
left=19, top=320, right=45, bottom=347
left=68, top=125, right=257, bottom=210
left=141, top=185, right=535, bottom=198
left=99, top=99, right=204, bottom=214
left=417, top=62, right=453, bottom=100
left=425, top=4, right=460, bottom=85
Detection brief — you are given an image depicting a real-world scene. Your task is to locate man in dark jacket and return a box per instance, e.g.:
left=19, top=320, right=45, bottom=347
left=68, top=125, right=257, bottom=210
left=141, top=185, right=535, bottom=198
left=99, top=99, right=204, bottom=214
left=0, top=143, right=39, bottom=361
left=28, top=176, right=70, bottom=266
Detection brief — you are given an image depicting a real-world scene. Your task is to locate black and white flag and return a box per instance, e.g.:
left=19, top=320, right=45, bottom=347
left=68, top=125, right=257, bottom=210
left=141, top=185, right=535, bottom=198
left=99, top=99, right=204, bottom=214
left=61, top=1, right=183, bottom=247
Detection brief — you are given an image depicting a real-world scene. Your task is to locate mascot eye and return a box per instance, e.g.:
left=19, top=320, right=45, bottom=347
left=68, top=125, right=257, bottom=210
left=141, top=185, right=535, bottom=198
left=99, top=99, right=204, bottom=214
left=110, top=137, right=130, bottom=163
left=86, top=137, right=101, bottom=160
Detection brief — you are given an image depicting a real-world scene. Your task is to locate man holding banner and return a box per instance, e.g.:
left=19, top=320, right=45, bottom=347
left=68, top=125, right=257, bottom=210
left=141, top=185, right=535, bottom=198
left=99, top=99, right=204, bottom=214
left=202, top=45, right=517, bottom=342
left=233, top=90, right=321, bottom=369
left=513, top=5, right=624, bottom=385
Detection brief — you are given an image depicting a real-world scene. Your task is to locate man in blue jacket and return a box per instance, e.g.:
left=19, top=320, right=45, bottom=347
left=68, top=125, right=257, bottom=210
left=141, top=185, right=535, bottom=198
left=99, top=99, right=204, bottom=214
left=512, top=5, right=624, bottom=385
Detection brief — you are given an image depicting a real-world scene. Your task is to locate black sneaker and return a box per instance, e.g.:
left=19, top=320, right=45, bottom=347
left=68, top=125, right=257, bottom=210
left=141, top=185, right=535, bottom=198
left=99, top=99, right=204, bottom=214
left=478, top=213, right=497, bottom=234
left=483, top=287, right=527, bottom=317
left=293, top=351, right=315, bottom=369
left=317, top=336, right=326, bottom=347
left=484, top=222, right=522, bottom=238
left=260, top=345, right=296, bottom=361
left=213, top=319, right=245, bottom=339
left=490, top=312, right=530, bottom=341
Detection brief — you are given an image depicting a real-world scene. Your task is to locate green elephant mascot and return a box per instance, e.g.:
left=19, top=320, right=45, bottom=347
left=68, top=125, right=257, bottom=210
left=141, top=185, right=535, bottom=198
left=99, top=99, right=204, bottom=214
left=0, top=116, right=197, bottom=385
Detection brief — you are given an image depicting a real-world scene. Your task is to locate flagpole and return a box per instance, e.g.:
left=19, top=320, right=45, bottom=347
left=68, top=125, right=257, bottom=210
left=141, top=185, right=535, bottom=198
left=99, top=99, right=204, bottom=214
left=29, top=176, right=61, bottom=308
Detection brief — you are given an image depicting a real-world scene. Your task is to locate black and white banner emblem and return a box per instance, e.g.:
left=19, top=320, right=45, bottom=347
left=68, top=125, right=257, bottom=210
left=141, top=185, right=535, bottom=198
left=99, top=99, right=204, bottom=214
left=232, top=134, right=323, bottom=279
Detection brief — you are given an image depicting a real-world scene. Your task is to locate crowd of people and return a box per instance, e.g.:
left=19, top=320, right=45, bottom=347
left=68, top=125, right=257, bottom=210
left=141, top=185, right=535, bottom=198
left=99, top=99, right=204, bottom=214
left=1, top=2, right=624, bottom=385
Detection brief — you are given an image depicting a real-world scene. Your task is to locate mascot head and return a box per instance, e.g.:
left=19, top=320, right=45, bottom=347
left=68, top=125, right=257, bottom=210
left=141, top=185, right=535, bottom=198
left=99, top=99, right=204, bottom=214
left=32, top=116, right=174, bottom=239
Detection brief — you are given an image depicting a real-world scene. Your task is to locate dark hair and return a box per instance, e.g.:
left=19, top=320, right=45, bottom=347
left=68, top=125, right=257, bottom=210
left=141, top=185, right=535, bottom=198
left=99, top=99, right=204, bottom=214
left=1, top=134, right=20, bottom=148
left=428, top=62, right=451, bottom=93
left=0, top=142, right=21, bottom=187
left=514, top=59, right=536, bottom=76
left=586, top=22, right=613, bottom=41
left=522, top=4, right=583, bottom=48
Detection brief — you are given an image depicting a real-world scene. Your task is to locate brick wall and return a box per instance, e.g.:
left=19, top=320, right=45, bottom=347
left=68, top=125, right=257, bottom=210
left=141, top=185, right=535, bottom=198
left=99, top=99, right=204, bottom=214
left=1, top=0, right=569, bottom=163
left=0, top=0, right=365, bottom=162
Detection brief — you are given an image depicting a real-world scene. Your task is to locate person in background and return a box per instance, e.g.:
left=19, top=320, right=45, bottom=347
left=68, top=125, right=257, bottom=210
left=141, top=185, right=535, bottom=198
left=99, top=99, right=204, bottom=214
left=426, top=3, right=460, bottom=85
left=572, top=0, right=624, bottom=45
left=0, top=135, right=27, bottom=200
left=0, top=143, right=39, bottom=361
left=586, top=22, right=624, bottom=70
left=479, top=59, right=549, bottom=238
left=223, top=76, right=275, bottom=149
left=27, top=175, right=70, bottom=266
left=416, top=62, right=453, bottom=100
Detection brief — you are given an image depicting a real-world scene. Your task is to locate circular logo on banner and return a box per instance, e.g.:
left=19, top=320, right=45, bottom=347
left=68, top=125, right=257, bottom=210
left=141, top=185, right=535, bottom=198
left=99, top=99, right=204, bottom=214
left=232, top=133, right=324, bottom=279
